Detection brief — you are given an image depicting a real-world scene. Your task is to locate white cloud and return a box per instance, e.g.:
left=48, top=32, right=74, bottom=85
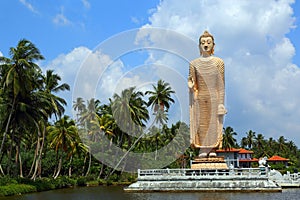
left=0, top=51, right=3, bottom=57
left=138, top=0, right=300, bottom=145
left=81, top=0, right=90, bottom=9
left=46, top=46, right=145, bottom=115
left=43, top=46, right=91, bottom=116
left=44, top=0, right=300, bottom=145
left=44, top=46, right=155, bottom=119
left=19, top=0, right=38, bottom=14
left=53, top=6, right=71, bottom=26
left=131, top=17, right=140, bottom=25
left=269, top=37, right=295, bottom=67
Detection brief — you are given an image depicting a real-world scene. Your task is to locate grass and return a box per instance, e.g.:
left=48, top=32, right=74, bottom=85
left=0, top=184, right=36, bottom=196
left=0, top=175, right=136, bottom=197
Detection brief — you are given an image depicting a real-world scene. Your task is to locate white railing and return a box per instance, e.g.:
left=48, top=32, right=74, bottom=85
left=138, top=167, right=268, bottom=179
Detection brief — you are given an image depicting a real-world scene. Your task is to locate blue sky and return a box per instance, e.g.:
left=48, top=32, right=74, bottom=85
left=1, top=0, right=300, bottom=147
left=0, top=0, right=159, bottom=60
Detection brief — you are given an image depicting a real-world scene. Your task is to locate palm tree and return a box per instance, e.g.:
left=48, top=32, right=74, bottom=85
left=252, top=133, right=266, bottom=158
left=0, top=39, right=44, bottom=175
left=67, top=136, right=88, bottom=177
left=47, top=115, right=78, bottom=179
left=42, top=69, right=70, bottom=119
left=265, top=137, right=276, bottom=156
left=73, top=97, right=86, bottom=121
left=222, top=126, right=237, bottom=150
left=153, top=109, right=168, bottom=127
left=79, top=98, right=101, bottom=131
left=287, top=140, right=297, bottom=155
left=30, top=70, right=69, bottom=179
left=240, top=137, right=248, bottom=149
left=277, top=136, right=287, bottom=155
left=111, top=87, right=149, bottom=140
left=245, top=130, right=256, bottom=149
left=106, top=88, right=149, bottom=177
left=254, top=133, right=265, bottom=149
left=146, top=79, right=175, bottom=112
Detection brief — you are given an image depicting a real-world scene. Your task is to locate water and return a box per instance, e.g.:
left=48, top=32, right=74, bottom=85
left=1, top=186, right=300, bottom=200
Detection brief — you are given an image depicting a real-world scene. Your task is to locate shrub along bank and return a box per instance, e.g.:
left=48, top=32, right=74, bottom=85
left=0, top=174, right=136, bottom=197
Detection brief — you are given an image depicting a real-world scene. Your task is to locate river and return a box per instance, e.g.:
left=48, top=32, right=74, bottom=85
left=1, top=186, right=300, bottom=200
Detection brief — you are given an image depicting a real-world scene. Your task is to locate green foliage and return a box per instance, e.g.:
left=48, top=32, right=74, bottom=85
left=0, top=184, right=36, bottom=196
left=17, top=177, right=55, bottom=191
left=52, top=176, right=76, bottom=188
left=76, top=176, right=87, bottom=186
left=1, top=37, right=300, bottom=194
left=118, top=172, right=137, bottom=182
left=0, top=176, right=80, bottom=196
left=106, top=173, right=119, bottom=182
left=75, top=175, right=96, bottom=186
left=16, top=176, right=76, bottom=191
left=0, top=176, right=18, bottom=186
left=269, top=163, right=286, bottom=170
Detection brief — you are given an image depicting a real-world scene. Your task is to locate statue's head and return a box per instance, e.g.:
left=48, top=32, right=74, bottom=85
left=199, top=30, right=215, bottom=56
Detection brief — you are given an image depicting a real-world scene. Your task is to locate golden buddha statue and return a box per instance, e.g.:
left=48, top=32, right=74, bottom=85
left=188, top=30, right=227, bottom=157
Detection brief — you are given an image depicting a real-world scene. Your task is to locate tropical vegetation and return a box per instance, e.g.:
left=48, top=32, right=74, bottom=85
left=0, top=39, right=300, bottom=196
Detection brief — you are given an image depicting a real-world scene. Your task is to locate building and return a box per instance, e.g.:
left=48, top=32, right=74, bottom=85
left=267, top=155, right=289, bottom=167
left=238, top=148, right=259, bottom=168
left=216, top=148, right=258, bottom=168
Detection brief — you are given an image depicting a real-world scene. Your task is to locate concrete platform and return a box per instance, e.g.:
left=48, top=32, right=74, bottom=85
left=124, top=168, right=282, bottom=192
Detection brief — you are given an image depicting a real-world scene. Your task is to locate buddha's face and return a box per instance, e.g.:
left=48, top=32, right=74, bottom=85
left=200, top=36, right=214, bottom=55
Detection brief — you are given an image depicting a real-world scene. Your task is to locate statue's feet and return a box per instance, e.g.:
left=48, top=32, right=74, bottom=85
left=209, top=152, right=217, bottom=157
left=199, top=152, right=208, bottom=158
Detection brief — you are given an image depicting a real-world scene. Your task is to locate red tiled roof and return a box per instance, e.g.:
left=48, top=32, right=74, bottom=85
left=216, top=148, right=240, bottom=153
left=216, top=148, right=253, bottom=154
left=268, top=155, right=289, bottom=161
left=238, top=149, right=254, bottom=154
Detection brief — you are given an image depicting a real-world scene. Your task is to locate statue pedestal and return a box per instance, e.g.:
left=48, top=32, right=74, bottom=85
left=191, top=156, right=228, bottom=169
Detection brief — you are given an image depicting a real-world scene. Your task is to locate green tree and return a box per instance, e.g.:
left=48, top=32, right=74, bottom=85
left=277, top=136, right=287, bottom=155
left=0, top=39, right=45, bottom=176
left=42, top=69, right=70, bottom=119
left=79, top=98, right=101, bottom=131
left=111, top=87, right=149, bottom=146
left=47, top=115, right=78, bottom=179
left=251, top=133, right=265, bottom=158
left=30, top=70, right=70, bottom=179
left=244, top=130, right=256, bottom=149
left=73, top=97, right=86, bottom=121
left=222, top=126, right=237, bottom=150
left=240, top=137, right=248, bottom=149
left=146, top=79, right=175, bottom=112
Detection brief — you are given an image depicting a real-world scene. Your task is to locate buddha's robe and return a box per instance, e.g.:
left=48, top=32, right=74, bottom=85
left=189, top=56, right=225, bottom=149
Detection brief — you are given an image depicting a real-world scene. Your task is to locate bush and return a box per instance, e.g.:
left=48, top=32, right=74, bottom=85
left=17, top=177, right=55, bottom=191
left=118, top=173, right=137, bottom=183
left=270, top=163, right=286, bottom=170
left=34, top=178, right=56, bottom=191
left=0, top=184, right=36, bottom=196
left=76, top=177, right=87, bottom=186
left=0, top=176, right=18, bottom=186
left=52, top=176, right=76, bottom=189
left=17, top=176, right=76, bottom=191
left=106, top=173, right=118, bottom=182
left=86, top=180, right=99, bottom=186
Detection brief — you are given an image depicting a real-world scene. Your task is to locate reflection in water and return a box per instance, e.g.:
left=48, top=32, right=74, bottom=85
left=0, top=186, right=299, bottom=200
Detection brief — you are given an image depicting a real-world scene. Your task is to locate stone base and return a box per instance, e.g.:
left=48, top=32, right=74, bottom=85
left=191, top=156, right=228, bottom=170
left=125, top=176, right=281, bottom=192
left=124, top=167, right=282, bottom=192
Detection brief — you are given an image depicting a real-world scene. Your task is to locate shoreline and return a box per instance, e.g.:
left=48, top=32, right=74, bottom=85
left=0, top=177, right=133, bottom=197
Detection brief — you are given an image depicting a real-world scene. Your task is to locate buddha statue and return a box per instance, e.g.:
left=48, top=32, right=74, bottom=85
left=188, top=30, right=227, bottom=157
